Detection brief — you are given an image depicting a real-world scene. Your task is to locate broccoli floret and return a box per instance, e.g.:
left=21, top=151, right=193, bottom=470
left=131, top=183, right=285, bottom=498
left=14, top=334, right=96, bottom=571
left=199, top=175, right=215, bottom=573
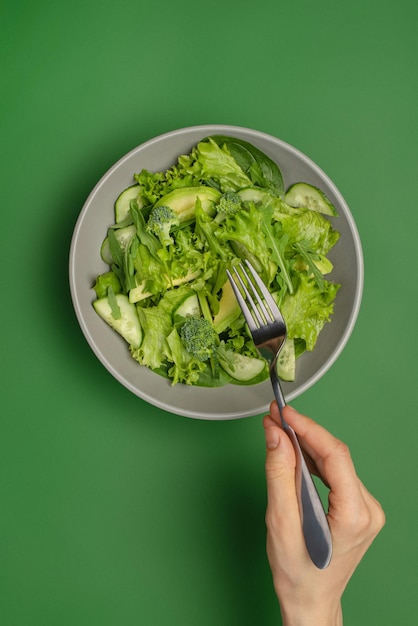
left=180, top=317, right=217, bottom=362
left=146, top=205, right=180, bottom=246
left=214, top=192, right=243, bottom=222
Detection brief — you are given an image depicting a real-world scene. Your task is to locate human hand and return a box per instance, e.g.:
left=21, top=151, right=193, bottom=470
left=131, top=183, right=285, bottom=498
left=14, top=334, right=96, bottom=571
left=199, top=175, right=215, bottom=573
left=263, top=402, right=385, bottom=626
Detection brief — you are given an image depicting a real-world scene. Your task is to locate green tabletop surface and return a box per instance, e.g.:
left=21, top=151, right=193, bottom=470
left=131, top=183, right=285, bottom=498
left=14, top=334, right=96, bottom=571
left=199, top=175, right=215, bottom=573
left=2, top=1, right=417, bottom=624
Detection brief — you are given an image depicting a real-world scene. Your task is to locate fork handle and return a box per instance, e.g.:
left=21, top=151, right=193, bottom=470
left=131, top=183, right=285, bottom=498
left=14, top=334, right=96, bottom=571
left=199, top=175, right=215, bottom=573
left=270, top=371, right=333, bottom=570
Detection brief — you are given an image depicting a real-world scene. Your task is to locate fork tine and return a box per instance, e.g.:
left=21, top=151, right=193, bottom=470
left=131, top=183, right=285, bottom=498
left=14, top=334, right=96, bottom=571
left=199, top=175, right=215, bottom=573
left=226, top=267, right=258, bottom=332
left=238, top=263, right=274, bottom=325
left=243, top=260, right=283, bottom=322
left=229, top=265, right=267, bottom=328
left=226, top=261, right=281, bottom=330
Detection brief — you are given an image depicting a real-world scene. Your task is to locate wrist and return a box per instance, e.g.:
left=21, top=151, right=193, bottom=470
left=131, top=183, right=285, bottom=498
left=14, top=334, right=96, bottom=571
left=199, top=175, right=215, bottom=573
left=279, top=601, right=343, bottom=626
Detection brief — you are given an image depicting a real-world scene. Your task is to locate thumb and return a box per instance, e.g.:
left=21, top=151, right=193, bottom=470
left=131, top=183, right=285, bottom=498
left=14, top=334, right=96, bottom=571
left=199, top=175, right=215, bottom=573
left=263, top=414, right=301, bottom=527
left=263, top=413, right=320, bottom=568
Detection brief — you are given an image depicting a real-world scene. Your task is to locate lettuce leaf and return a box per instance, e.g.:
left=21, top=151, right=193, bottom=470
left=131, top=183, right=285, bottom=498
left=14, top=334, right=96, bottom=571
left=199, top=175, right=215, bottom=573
left=280, top=274, right=340, bottom=352
left=190, top=138, right=254, bottom=192
left=279, top=208, right=340, bottom=255
left=208, top=135, right=284, bottom=194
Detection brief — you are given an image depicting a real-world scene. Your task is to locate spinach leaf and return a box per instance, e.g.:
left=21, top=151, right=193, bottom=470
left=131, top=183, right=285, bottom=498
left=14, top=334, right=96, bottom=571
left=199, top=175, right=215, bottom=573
left=207, top=135, right=284, bottom=194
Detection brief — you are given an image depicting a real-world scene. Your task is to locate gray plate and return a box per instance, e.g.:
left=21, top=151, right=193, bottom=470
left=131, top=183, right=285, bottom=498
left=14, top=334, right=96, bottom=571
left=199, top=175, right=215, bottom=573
left=69, top=125, right=363, bottom=420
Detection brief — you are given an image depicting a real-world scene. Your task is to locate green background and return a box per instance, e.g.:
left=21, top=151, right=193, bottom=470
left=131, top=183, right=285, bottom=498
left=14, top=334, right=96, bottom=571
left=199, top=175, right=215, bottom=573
left=1, top=1, right=417, bottom=624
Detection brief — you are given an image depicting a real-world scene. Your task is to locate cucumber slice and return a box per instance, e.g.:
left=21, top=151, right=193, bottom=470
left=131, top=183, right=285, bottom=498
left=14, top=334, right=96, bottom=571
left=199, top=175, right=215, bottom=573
left=219, top=350, right=266, bottom=382
left=238, top=187, right=270, bottom=204
left=285, top=183, right=337, bottom=216
left=100, top=238, right=113, bottom=265
left=115, top=185, right=144, bottom=223
left=93, top=294, right=142, bottom=348
left=277, top=338, right=295, bottom=382
left=173, top=293, right=200, bottom=319
left=100, top=224, right=137, bottom=265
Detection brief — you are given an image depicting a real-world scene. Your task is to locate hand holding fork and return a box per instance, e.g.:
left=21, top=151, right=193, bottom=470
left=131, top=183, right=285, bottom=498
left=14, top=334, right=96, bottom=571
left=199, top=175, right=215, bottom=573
left=227, top=260, right=333, bottom=569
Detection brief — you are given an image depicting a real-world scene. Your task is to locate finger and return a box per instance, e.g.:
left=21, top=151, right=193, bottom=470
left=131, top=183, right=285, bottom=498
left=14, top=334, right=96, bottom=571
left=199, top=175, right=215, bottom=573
left=263, top=411, right=309, bottom=565
left=301, top=449, right=330, bottom=486
left=268, top=399, right=284, bottom=428
left=282, top=405, right=364, bottom=510
left=269, top=403, right=327, bottom=483
left=263, top=414, right=301, bottom=530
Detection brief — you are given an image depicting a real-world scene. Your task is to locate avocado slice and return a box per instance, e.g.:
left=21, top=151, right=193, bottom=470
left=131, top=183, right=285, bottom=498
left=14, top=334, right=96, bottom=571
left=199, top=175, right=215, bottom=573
left=213, top=280, right=242, bottom=333
left=154, top=186, right=221, bottom=222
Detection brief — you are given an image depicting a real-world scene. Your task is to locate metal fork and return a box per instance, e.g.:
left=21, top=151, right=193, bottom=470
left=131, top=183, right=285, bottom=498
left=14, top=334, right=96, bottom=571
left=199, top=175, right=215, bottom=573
left=227, top=260, right=332, bottom=569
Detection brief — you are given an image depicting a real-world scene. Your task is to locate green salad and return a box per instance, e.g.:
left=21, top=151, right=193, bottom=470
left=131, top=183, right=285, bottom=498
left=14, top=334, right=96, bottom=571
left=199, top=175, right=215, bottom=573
left=92, top=135, right=341, bottom=387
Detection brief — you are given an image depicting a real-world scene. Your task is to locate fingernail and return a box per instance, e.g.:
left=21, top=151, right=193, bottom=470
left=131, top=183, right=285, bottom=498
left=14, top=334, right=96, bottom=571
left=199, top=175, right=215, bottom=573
left=266, top=426, right=281, bottom=450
